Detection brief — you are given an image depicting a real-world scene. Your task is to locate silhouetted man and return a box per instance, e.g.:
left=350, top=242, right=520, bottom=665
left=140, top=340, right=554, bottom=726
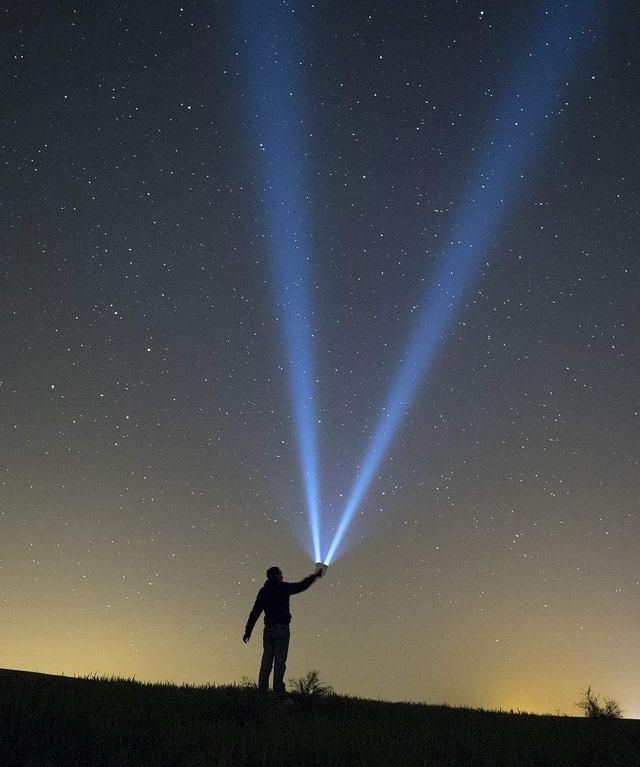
left=243, top=565, right=321, bottom=696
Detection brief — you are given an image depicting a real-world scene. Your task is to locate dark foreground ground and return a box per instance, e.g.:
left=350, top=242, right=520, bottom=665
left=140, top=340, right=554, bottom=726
left=1, top=668, right=638, bottom=767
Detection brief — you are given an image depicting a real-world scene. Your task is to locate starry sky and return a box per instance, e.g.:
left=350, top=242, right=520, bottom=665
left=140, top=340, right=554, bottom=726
left=2, top=1, right=638, bottom=717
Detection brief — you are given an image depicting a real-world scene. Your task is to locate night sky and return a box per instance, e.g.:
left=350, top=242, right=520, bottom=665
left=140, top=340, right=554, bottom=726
left=2, top=1, right=638, bottom=717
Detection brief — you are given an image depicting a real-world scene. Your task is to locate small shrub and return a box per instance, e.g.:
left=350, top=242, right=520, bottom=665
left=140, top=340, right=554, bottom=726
left=576, top=686, right=623, bottom=718
left=288, top=670, right=334, bottom=697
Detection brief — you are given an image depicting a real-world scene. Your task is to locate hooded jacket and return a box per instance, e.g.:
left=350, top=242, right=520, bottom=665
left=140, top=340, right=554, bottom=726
left=245, top=574, right=317, bottom=635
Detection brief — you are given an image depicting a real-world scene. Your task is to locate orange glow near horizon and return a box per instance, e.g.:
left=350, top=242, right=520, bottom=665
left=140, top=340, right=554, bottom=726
left=2, top=543, right=638, bottom=719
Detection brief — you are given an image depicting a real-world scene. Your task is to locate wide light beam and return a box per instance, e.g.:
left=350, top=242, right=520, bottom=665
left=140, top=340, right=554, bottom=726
left=242, top=2, right=321, bottom=561
left=325, top=1, right=602, bottom=565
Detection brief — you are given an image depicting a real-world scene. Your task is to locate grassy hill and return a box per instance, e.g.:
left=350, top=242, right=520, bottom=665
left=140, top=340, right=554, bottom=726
left=0, top=668, right=638, bottom=766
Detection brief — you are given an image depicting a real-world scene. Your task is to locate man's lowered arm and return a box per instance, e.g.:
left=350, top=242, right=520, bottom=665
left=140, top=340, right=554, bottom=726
left=243, top=588, right=265, bottom=642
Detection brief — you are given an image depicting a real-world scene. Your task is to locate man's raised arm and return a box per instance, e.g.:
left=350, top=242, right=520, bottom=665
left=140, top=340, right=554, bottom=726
left=286, top=571, right=320, bottom=595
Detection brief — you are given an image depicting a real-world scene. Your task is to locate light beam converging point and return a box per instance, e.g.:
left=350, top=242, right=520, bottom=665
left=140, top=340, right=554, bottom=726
left=323, top=2, right=604, bottom=566
left=242, top=2, right=321, bottom=562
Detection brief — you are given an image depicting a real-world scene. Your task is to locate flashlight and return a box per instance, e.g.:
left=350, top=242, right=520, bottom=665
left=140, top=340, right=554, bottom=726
left=315, top=562, right=328, bottom=578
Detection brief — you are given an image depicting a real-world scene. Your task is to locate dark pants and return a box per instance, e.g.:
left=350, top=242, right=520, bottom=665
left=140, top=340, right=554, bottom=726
left=258, top=623, right=290, bottom=694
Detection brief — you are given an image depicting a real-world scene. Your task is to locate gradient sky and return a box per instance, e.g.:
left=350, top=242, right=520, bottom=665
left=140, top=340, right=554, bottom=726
left=2, top=1, right=638, bottom=717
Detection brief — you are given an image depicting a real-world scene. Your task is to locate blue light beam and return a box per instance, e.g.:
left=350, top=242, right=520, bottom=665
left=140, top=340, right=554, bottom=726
left=324, top=1, right=603, bottom=566
left=241, top=3, right=321, bottom=562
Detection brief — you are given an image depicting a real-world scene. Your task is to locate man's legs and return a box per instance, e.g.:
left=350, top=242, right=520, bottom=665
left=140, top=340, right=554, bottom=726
left=272, top=624, right=290, bottom=696
left=258, top=626, right=275, bottom=692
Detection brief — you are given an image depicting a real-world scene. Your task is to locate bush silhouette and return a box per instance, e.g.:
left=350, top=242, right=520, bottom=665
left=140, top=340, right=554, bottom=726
left=576, top=686, right=623, bottom=718
left=288, top=670, right=334, bottom=697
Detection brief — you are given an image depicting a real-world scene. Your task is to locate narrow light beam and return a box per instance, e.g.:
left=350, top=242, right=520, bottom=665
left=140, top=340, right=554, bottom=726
left=325, top=1, right=603, bottom=566
left=241, top=2, right=321, bottom=561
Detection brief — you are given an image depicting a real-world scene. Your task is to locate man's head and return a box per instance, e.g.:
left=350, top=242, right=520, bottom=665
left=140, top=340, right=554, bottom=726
left=266, top=566, right=283, bottom=582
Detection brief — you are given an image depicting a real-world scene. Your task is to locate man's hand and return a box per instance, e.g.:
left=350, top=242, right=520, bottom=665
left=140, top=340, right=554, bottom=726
left=243, top=632, right=251, bottom=643
left=314, top=563, right=327, bottom=578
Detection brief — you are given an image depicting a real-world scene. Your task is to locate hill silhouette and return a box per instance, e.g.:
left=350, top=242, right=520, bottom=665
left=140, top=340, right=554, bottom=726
left=0, top=668, right=637, bottom=766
